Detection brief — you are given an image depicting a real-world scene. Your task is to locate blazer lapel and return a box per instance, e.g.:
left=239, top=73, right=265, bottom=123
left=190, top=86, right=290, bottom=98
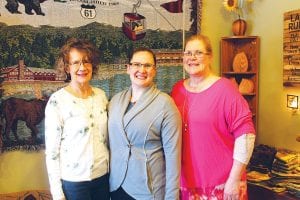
left=114, top=89, right=132, bottom=143
left=123, top=85, right=160, bottom=128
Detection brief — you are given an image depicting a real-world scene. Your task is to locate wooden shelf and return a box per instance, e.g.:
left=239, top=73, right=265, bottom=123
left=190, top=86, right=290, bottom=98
left=221, top=36, right=260, bottom=131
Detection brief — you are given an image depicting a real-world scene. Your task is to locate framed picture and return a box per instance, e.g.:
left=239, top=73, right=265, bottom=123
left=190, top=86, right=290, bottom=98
left=287, top=94, right=298, bottom=109
left=0, top=0, right=202, bottom=152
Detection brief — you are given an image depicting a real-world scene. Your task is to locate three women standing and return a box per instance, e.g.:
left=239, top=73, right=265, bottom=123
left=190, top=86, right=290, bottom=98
left=45, top=35, right=254, bottom=200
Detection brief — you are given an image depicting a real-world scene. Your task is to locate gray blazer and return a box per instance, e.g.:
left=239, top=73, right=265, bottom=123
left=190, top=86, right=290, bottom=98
left=108, top=85, right=182, bottom=200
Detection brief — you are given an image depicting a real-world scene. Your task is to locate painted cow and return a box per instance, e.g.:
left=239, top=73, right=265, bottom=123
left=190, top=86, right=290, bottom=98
left=0, top=97, right=48, bottom=142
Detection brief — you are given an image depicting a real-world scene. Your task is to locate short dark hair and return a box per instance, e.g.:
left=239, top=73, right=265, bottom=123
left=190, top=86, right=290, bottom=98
left=129, top=47, right=156, bottom=66
left=59, top=38, right=100, bottom=75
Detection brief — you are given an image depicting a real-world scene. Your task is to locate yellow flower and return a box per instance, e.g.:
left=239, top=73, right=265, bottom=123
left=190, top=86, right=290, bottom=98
left=223, top=0, right=254, bottom=15
left=223, top=0, right=238, bottom=12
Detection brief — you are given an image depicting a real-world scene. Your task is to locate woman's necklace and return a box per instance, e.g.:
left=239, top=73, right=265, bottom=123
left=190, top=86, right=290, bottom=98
left=182, top=89, right=189, bottom=133
left=182, top=88, right=198, bottom=133
left=182, top=76, right=219, bottom=133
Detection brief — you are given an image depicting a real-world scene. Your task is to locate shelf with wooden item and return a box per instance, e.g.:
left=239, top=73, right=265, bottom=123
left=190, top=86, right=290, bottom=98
left=220, top=36, right=260, bottom=130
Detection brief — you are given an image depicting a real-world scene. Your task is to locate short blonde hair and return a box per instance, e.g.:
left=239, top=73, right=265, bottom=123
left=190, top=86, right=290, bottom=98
left=185, top=34, right=213, bottom=55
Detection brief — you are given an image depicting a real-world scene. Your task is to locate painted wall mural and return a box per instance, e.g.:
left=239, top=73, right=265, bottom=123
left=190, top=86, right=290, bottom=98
left=0, top=0, right=201, bottom=152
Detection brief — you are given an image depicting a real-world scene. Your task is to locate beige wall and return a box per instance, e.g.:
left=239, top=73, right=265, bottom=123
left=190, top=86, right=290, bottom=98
left=0, top=151, right=49, bottom=192
left=202, top=0, right=300, bottom=151
left=0, top=0, right=299, bottom=194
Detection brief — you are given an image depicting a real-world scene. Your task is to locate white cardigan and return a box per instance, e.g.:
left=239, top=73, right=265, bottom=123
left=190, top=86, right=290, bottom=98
left=45, top=87, right=109, bottom=200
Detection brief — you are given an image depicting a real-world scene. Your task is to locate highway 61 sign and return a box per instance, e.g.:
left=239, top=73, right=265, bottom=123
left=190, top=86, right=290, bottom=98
left=81, top=4, right=96, bottom=19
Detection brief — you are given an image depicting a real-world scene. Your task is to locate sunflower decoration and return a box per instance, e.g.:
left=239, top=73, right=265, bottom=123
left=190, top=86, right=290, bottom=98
left=223, top=0, right=254, bottom=15
left=223, top=0, right=238, bottom=12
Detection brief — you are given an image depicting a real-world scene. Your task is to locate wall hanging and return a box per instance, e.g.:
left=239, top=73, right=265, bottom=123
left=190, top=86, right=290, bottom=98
left=0, top=0, right=202, bottom=152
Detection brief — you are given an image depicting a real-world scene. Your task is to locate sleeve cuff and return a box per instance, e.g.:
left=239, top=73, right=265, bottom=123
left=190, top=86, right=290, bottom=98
left=233, top=134, right=256, bottom=164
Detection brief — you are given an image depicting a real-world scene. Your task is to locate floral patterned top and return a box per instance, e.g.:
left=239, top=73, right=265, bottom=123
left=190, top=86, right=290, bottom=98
left=45, top=87, right=109, bottom=200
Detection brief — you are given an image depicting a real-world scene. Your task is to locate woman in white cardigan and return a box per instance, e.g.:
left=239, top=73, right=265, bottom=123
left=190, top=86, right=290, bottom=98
left=45, top=38, right=109, bottom=200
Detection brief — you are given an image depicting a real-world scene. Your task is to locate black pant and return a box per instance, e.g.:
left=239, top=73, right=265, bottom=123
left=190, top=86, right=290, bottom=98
left=110, top=187, right=135, bottom=200
left=62, top=173, right=109, bottom=200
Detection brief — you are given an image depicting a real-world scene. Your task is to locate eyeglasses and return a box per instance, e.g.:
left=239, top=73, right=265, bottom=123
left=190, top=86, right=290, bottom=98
left=130, top=62, right=155, bottom=69
left=69, top=60, right=92, bottom=68
left=183, top=50, right=210, bottom=58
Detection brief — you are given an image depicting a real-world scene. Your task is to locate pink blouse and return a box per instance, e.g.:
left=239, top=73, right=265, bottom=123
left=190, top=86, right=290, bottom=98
left=171, top=78, right=255, bottom=190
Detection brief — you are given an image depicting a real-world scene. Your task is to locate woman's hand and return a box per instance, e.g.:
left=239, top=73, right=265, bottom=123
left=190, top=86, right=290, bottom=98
left=223, top=159, right=247, bottom=200
left=223, top=177, right=240, bottom=200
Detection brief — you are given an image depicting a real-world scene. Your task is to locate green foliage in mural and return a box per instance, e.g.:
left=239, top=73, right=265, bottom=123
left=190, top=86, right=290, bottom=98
left=0, top=22, right=184, bottom=68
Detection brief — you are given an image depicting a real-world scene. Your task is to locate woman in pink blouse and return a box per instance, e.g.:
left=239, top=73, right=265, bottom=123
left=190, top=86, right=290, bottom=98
left=171, top=34, right=256, bottom=200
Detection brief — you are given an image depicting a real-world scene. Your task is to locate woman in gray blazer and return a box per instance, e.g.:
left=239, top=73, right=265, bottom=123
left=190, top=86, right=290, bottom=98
left=108, top=47, right=182, bottom=200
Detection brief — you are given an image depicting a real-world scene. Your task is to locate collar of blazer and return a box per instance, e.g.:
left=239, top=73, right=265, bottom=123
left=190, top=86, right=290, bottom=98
left=122, top=84, right=160, bottom=128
